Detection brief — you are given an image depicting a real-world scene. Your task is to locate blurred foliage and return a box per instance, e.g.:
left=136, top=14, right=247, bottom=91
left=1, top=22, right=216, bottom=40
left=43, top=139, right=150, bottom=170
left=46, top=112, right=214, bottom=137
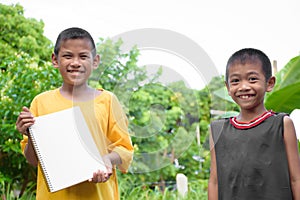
left=209, top=75, right=239, bottom=118
left=0, top=3, right=52, bottom=70
left=265, top=55, right=300, bottom=113
left=0, top=52, right=61, bottom=196
left=118, top=172, right=208, bottom=200
left=0, top=3, right=60, bottom=197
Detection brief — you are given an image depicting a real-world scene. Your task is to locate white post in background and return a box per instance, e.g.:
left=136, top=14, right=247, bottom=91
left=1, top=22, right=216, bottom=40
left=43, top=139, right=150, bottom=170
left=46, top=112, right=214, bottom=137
left=176, top=173, right=188, bottom=198
left=196, top=124, right=202, bottom=172
left=272, top=60, right=277, bottom=75
left=196, top=124, right=201, bottom=147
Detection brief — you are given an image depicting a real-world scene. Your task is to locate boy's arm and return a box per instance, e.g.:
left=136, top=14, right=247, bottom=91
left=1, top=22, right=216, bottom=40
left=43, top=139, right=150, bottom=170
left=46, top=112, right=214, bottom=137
left=16, top=107, right=38, bottom=166
left=107, top=94, right=134, bottom=172
left=24, top=136, right=38, bottom=166
left=208, top=130, right=218, bottom=200
left=105, top=151, right=122, bottom=165
left=283, top=116, right=300, bottom=199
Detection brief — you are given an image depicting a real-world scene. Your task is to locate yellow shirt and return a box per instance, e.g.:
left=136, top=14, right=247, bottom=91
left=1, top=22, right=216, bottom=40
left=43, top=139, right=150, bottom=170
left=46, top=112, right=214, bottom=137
left=20, top=88, right=134, bottom=200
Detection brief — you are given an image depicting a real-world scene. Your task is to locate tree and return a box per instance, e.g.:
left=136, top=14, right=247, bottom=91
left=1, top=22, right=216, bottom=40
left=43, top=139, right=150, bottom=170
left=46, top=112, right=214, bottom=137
left=90, top=38, right=148, bottom=93
left=0, top=3, right=52, bottom=70
left=0, top=3, right=60, bottom=196
left=0, top=52, right=61, bottom=196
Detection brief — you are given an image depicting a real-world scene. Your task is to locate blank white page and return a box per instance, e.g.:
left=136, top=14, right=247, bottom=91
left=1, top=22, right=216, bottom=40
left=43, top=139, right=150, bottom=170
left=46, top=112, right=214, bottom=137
left=29, top=106, right=106, bottom=192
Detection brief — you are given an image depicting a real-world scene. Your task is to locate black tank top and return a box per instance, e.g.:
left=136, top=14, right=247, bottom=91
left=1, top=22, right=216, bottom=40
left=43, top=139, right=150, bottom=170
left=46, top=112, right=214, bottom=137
left=211, top=113, right=293, bottom=200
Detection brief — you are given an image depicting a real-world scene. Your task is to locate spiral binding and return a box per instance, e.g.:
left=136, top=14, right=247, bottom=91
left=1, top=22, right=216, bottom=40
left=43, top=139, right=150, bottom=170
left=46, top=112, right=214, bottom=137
left=29, top=126, right=54, bottom=192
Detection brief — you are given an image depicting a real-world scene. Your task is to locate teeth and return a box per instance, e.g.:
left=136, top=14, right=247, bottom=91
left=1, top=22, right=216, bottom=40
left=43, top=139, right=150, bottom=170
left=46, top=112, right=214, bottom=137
left=240, top=95, right=251, bottom=99
left=67, top=70, right=82, bottom=73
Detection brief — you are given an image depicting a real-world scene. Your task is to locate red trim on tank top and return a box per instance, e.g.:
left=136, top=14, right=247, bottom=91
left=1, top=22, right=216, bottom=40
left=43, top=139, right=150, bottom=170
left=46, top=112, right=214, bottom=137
left=230, top=111, right=275, bottom=129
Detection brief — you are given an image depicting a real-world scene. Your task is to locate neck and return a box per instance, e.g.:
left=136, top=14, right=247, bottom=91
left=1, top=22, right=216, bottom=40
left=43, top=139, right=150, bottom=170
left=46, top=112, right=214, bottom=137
left=60, top=83, right=97, bottom=102
left=61, top=83, right=89, bottom=94
left=237, top=106, right=268, bottom=122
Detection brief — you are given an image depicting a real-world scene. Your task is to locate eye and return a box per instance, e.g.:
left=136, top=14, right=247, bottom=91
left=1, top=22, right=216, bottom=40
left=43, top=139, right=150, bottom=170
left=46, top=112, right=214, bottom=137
left=230, top=78, right=239, bottom=84
left=80, top=54, right=90, bottom=60
left=249, top=77, right=258, bottom=82
left=62, top=54, right=72, bottom=59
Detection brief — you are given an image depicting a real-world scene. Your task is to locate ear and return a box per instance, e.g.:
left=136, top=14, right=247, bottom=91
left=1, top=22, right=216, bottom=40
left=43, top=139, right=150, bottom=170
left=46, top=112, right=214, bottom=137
left=266, top=76, right=276, bottom=92
left=92, top=54, right=100, bottom=69
left=52, top=53, right=59, bottom=68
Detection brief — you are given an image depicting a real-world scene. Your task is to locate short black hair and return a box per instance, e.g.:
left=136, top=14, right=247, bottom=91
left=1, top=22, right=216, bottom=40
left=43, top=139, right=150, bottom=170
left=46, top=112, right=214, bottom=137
left=54, top=27, right=96, bottom=57
left=225, top=48, right=272, bottom=83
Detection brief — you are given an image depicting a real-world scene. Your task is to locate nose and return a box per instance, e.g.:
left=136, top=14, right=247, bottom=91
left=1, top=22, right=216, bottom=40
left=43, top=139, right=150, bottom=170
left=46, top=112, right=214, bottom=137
left=238, top=81, right=250, bottom=91
left=70, top=57, right=81, bottom=68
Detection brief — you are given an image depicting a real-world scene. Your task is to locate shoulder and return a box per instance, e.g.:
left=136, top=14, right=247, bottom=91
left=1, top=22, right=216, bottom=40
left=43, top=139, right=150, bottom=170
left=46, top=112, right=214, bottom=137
left=31, top=89, right=58, bottom=106
left=268, top=112, right=288, bottom=124
left=210, top=118, right=230, bottom=133
left=273, top=112, right=294, bottom=128
left=33, top=88, right=58, bottom=99
left=283, top=115, right=295, bottom=129
left=281, top=114, right=297, bottom=141
left=103, top=90, right=116, bottom=99
left=30, top=88, right=60, bottom=116
left=210, top=118, right=228, bottom=127
left=96, top=89, right=118, bottom=102
left=96, top=89, right=123, bottom=108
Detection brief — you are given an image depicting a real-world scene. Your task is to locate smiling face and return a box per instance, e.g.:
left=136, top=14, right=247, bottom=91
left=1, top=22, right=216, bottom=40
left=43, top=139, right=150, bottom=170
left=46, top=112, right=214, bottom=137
left=52, top=38, right=99, bottom=88
left=226, top=60, right=275, bottom=112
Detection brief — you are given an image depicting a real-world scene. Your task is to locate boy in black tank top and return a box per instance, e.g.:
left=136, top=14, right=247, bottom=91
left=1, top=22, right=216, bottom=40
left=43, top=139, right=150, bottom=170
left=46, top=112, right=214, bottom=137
left=208, top=48, right=300, bottom=200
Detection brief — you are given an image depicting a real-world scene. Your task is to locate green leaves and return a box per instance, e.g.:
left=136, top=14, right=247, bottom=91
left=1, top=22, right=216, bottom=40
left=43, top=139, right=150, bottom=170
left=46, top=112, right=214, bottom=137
left=265, top=56, right=300, bottom=113
left=265, top=82, right=300, bottom=113
left=0, top=52, right=60, bottom=195
left=212, top=86, right=234, bottom=103
left=0, top=3, right=52, bottom=70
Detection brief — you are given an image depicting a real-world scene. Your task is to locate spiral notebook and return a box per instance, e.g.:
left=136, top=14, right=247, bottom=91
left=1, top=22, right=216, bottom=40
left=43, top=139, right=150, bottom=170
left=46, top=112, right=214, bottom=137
left=28, top=106, right=107, bottom=193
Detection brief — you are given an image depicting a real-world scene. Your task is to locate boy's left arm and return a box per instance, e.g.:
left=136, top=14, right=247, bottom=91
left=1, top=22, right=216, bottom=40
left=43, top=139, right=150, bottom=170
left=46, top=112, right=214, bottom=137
left=89, top=94, right=134, bottom=183
left=283, top=116, right=300, bottom=199
left=106, top=119, right=134, bottom=173
left=106, top=94, right=134, bottom=173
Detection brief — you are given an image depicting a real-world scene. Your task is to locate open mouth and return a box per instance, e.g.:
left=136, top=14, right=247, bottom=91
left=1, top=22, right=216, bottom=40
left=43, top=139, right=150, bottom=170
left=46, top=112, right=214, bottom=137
left=67, top=69, right=84, bottom=73
left=238, top=94, right=255, bottom=99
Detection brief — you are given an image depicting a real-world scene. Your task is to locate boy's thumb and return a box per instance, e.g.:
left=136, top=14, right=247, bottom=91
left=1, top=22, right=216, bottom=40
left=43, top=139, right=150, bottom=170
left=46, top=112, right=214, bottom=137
left=22, top=106, right=30, bottom=112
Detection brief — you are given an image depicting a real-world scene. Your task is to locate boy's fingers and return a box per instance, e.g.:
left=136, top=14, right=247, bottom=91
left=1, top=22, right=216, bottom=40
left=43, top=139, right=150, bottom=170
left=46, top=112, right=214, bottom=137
left=19, top=111, right=34, bottom=119
left=16, top=107, right=35, bottom=135
left=22, top=106, right=31, bottom=112
left=88, top=170, right=110, bottom=183
left=96, top=170, right=105, bottom=182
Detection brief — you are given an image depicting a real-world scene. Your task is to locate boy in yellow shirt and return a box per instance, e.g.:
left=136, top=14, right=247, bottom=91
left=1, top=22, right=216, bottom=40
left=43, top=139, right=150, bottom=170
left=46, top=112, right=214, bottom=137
left=16, top=27, right=134, bottom=199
